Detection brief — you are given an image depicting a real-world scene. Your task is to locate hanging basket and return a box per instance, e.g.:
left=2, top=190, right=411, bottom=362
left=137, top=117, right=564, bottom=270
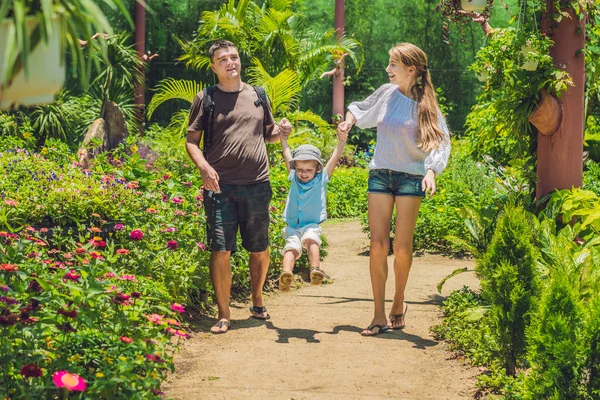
left=461, top=0, right=488, bottom=12
left=529, top=89, right=562, bottom=136
left=0, top=16, right=65, bottom=109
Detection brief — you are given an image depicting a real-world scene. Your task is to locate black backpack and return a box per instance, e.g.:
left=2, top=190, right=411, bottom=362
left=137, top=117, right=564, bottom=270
left=201, top=85, right=270, bottom=157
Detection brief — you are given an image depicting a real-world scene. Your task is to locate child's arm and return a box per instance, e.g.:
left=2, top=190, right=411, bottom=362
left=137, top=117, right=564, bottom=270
left=325, top=129, right=348, bottom=178
left=281, top=136, right=293, bottom=173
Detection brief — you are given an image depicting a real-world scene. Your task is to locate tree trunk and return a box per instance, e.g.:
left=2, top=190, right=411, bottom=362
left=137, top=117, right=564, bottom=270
left=332, top=0, right=345, bottom=121
left=134, top=0, right=146, bottom=135
left=536, top=6, right=585, bottom=200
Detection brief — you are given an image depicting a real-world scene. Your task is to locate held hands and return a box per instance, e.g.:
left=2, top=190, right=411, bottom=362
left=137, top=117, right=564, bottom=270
left=421, top=169, right=436, bottom=198
left=337, top=125, right=348, bottom=142
left=337, top=120, right=353, bottom=137
left=201, top=164, right=220, bottom=193
left=278, top=118, right=292, bottom=140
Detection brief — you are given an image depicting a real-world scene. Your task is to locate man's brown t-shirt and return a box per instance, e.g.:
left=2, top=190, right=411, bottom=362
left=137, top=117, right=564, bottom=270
left=187, top=83, right=275, bottom=185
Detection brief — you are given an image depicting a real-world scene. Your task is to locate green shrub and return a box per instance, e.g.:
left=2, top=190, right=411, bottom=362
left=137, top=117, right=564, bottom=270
left=583, top=160, right=600, bottom=196
left=524, top=267, right=586, bottom=399
left=478, top=206, right=540, bottom=376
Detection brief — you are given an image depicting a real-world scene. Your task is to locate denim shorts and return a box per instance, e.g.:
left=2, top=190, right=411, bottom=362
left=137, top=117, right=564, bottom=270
left=203, top=182, right=272, bottom=252
left=367, top=169, right=425, bottom=197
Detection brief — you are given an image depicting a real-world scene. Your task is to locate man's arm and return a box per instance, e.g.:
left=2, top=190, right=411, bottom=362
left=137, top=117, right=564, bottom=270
left=265, top=118, right=292, bottom=144
left=280, top=136, right=293, bottom=173
left=185, top=130, right=221, bottom=193
left=325, top=129, right=348, bottom=178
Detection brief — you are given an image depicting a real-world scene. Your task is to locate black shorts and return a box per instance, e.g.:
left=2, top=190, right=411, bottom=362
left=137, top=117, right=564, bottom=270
left=203, top=182, right=272, bottom=252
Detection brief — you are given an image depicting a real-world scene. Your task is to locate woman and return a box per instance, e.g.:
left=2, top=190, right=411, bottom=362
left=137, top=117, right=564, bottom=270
left=338, top=43, right=450, bottom=336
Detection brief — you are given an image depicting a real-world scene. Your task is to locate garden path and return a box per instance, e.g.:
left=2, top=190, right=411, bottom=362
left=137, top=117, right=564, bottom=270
left=164, top=220, right=480, bottom=400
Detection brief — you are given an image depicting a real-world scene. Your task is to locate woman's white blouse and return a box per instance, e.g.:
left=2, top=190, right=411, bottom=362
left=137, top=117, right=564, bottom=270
left=348, top=83, right=451, bottom=176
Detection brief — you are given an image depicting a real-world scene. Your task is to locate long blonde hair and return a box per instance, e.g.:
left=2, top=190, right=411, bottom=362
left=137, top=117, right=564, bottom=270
left=389, top=43, right=448, bottom=152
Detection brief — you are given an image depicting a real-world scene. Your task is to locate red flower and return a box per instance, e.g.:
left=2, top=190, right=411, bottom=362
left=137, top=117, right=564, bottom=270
left=166, top=240, right=178, bottom=250
left=52, top=370, right=87, bottom=391
left=145, top=354, right=165, bottom=363
left=129, top=229, right=144, bottom=241
left=75, top=247, right=86, bottom=254
left=0, top=314, right=18, bottom=326
left=90, top=251, right=104, bottom=260
left=131, top=291, right=141, bottom=299
left=57, top=308, right=78, bottom=318
left=20, top=364, right=43, bottom=378
left=0, top=263, right=18, bottom=272
left=112, top=293, right=131, bottom=305
left=146, top=208, right=158, bottom=214
left=120, top=336, right=133, bottom=344
left=171, top=303, right=185, bottom=313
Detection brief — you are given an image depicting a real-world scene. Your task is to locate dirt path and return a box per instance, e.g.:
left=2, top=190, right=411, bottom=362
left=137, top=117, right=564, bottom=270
left=164, top=220, right=480, bottom=400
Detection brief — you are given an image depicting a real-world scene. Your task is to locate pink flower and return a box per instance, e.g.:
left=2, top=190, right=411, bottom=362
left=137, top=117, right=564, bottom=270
left=52, top=370, right=87, bottom=391
left=89, top=251, right=104, bottom=260
left=129, top=229, right=144, bottom=241
left=116, top=249, right=130, bottom=255
left=120, top=336, right=133, bottom=344
left=145, top=314, right=164, bottom=324
left=0, top=285, right=9, bottom=291
left=20, top=363, right=43, bottom=378
left=166, top=240, right=178, bottom=250
left=183, top=181, right=192, bottom=187
left=131, top=291, right=141, bottom=299
left=5, top=199, right=18, bottom=206
left=126, top=181, right=139, bottom=189
left=174, top=210, right=186, bottom=216
left=171, top=303, right=185, bottom=313
left=119, top=274, right=136, bottom=282
left=146, top=208, right=158, bottom=214
left=172, top=197, right=182, bottom=204
left=165, top=318, right=181, bottom=326
left=114, top=223, right=125, bottom=231
left=145, top=354, right=165, bottom=363
left=63, top=270, right=81, bottom=282
left=196, top=242, right=206, bottom=251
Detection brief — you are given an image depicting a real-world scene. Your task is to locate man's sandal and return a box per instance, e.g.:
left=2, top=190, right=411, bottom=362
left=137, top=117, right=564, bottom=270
left=309, top=267, right=328, bottom=285
left=360, top=324, right=390, bottom=337
left=279, top=271, right=294, bottom=291
left=249, top=305, right=270, bottom=320
left=210, top=320, right=231, bottom=334
left=389, top=303, right=408, bottom=330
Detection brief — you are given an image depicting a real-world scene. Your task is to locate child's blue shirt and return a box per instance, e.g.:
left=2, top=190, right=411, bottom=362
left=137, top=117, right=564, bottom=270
left=283, top=169, right=329, bottom=229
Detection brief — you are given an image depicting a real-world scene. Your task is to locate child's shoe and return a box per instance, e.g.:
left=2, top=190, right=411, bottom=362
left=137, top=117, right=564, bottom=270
left=309, top=267, right=327, bottom=285
left=279, top=271, right=294, bottom=291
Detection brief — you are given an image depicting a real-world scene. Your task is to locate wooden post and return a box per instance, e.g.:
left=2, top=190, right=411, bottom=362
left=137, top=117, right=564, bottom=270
left=536, top=7, right=585, bottom=200
left=134, top=0, right=146, bottom=135
left=332, top=0, right=345, bottom=121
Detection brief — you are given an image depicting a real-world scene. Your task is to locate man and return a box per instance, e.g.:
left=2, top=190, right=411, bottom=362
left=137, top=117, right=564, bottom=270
left=186, top=40, right=292, bottom=334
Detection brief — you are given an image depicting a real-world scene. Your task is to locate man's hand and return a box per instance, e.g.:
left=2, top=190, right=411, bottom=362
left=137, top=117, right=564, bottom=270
left=201, top=164, right=221, bottom=193
left=421, top=169, right=436, bottom=198
left=278, top=118, right=292, bottom=140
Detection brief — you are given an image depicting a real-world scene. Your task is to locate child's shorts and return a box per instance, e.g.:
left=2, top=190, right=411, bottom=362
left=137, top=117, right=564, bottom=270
left=282, top=224, right=322, bottom=258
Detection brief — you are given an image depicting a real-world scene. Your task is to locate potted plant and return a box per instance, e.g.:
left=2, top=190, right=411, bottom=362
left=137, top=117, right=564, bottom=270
left=0, top=0, right=133, bottom=109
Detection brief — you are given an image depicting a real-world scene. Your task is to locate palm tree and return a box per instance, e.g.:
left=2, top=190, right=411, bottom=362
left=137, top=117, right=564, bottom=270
left=148, top=0, right=363, bottom=157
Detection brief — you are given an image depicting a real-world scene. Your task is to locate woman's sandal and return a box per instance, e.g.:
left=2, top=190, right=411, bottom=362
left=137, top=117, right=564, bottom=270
left=360, top=324, right=390, bottom=337
left=210, top=320, right=231, bottom=334
left=249, top=305, right=270, bottom=320
left=389, top=303, right=408, bottom=330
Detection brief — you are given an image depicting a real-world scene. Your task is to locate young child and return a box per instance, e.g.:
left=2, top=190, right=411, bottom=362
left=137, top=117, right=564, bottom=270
left=278, top=130, right=347, bottom=291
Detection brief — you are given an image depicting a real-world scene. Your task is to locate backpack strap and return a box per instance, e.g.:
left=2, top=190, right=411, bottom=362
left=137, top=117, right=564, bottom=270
left=201, top=85, right=216, bottom=158
left=253, top=86, right=271, bottom=139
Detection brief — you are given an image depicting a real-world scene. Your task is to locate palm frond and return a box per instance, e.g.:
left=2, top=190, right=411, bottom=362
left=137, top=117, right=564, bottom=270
left=147, top=79, right=203, bottom=120
left=247, top=60, right=300, bottom=115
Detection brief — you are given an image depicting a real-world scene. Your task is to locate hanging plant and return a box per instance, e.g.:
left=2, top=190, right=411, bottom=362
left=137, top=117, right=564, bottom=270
left=436, top=0, right=495, bottom=24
